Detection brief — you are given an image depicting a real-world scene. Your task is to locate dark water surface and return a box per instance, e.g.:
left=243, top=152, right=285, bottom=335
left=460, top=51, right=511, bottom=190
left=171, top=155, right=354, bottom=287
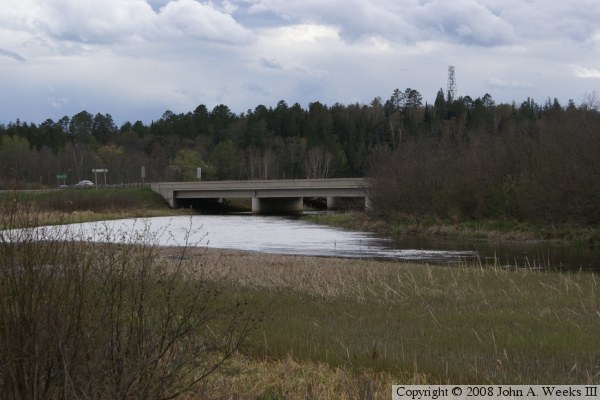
left=387, top=234, right=599, bottom=271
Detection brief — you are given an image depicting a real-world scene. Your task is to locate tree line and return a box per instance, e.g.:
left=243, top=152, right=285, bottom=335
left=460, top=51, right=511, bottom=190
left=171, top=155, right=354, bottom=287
left=370, top=91, right=600, bottom=224
left=1, top=89, right=598, bottom=223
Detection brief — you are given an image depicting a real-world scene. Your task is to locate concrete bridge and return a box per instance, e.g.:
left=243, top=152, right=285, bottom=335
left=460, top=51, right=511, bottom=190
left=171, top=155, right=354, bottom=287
left=151, top=178, right=370, bottom=214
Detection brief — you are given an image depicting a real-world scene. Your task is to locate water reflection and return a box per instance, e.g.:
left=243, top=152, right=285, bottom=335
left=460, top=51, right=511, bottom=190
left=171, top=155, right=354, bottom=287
left=6, top=214, right=598, bottom=269
left=387, top=234, right=599, bottom=271
left=16, top=215, right=474, bottom=264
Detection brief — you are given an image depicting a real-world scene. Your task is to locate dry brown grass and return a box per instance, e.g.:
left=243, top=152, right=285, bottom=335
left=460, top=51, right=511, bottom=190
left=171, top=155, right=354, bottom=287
left=159, top=248, right=600, bottom=388
left=161, top=248, right=413, bottom=301
left=188, top=351, right=424, bottom=399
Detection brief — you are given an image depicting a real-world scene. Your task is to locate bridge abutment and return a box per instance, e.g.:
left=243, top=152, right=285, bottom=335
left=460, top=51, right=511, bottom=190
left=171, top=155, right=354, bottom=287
left=252, top=197, right=304, bottom=215
left=165, top=190, right=178, bottom=208
left=365, top=196, right=372, bottom=211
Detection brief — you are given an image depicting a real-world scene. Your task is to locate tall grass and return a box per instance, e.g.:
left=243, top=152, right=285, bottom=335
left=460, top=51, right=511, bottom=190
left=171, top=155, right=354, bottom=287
left=0, top=188, right=184, bottom=229
left=184, top=250, right=600, bottom=391
left=16, top=187, right=168, bottom=213
left=0, top=197, right=250, bottom=399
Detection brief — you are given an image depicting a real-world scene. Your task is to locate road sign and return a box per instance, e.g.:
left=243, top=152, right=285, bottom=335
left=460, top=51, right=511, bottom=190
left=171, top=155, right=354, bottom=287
left=92, top=169, right=108, bottom=188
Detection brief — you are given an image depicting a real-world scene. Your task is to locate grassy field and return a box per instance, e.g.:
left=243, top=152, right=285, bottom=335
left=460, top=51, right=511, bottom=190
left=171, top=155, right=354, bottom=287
left=162, top=248, right=600, bottom=398
left=0, top=187, right=185, bottom=228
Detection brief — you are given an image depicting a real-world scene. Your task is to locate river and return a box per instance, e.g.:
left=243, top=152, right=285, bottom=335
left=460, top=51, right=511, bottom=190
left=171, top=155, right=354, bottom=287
left=6, top=214, right=599, bottom=270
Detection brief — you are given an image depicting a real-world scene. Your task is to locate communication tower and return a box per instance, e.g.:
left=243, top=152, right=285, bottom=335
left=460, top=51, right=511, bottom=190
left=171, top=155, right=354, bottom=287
left=447, top=66, right=457, bottom=101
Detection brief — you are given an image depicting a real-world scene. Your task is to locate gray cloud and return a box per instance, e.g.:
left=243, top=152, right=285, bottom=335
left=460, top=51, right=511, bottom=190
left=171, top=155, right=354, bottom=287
left=145, top=0, right=171, bottom=12
left=0, top=48, right=26, bottom=62
left=259, top=57, right=282, bottom=70
left=246, top=0, right=600, bottom=47
left=488, top=0, right=600, bottom=43
left=247, top=0, right=416, bottom=43
left=409, top=0, right=516, bottom=46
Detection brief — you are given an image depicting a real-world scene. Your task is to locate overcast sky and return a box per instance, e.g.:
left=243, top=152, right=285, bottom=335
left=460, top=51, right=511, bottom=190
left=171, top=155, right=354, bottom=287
left=1, top=0, right=599, bottom=125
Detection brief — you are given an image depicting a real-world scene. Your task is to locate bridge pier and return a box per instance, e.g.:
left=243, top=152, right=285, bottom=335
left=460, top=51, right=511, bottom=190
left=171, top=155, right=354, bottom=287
left=365, top=196, right=372, bottom=211
left=165, top=190, right=178, bottom=208
left=252, top=197, right=303, bottom=215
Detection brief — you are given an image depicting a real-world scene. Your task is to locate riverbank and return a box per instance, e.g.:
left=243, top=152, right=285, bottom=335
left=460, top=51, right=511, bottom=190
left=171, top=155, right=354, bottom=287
left=0, top=187, right=186, bottom=228
left=170, top=247, right=600, bottom=397
left=6, top=188, right=597, bottom=249
left=304, top=212, right=600, bottom=248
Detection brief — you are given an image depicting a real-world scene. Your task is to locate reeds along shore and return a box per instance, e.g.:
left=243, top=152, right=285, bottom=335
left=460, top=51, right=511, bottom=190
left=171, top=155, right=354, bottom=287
left=169, top=248, right=600, bottom=398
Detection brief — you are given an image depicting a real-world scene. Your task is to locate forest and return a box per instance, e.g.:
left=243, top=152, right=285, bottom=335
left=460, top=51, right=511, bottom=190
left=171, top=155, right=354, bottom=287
left=1, top=88, right=599, bottom=224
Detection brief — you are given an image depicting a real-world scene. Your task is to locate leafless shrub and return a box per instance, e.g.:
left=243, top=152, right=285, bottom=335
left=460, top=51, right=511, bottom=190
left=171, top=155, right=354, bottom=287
left=370, top=108, right=600, bottom=224
left=0, top=195, right=251, bottom=399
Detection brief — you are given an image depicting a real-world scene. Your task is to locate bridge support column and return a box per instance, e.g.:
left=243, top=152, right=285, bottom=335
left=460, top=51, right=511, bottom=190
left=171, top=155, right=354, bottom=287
left=326, top=196, right=342, bottom=210
left=252, top=197, right=303, bottom=215
left=165, top=190, right=178, bottom=208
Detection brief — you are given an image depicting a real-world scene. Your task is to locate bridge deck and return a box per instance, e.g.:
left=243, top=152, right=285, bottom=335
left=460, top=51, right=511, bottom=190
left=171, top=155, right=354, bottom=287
left=151, top=178, right=370, bottom=213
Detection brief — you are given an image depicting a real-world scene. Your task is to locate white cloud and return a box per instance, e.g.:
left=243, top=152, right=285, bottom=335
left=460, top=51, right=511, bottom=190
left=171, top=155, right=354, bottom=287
left=572, top=65, right=600, bottom=79
left=155, top=0, right=254, bottom=44
left=0, top=0, right=253, bottom=47
left=9, top=0, right=155, bottom=43
left=487, top=78, right=533, bottom=90
left=267, top=24, right=339, bottom=43
left=47, top=96, right=69, bottom=110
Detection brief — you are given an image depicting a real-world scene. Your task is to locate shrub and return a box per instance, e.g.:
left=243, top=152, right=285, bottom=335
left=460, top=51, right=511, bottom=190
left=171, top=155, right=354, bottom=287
left=0, top=195, right=251, bottom=399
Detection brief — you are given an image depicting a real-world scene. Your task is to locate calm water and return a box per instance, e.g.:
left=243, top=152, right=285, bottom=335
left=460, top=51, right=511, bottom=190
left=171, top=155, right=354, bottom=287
left=387, top=234, right=599, bottom=270
left=6, top=214, right=599, bottom=270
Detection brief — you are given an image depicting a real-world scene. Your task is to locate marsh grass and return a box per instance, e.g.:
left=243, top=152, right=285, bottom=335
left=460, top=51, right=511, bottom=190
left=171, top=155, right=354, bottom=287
left=173, top=249, right=600, bottom=389
left=8, top=187, right=164, bottom=210
left=191, top=352, right=402, bottom=399
left=305, top=212, right=600, bottom=246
